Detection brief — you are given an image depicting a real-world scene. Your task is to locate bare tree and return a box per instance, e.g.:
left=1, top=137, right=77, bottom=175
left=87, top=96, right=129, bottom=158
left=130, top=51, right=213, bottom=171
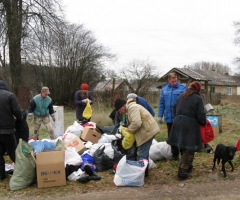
left=0, top=0, right=63, bottom=94
left=119, top=59, right=160, bottom=97
left=184, top=61, right=231, bottom=74
left=21, top=21, right=114, bottom=106
left=234, top=21, right=240, bottom=70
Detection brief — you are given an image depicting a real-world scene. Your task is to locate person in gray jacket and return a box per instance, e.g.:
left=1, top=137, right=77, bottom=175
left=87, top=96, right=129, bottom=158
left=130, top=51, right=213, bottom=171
left=0, top=80, right=22, bottom=180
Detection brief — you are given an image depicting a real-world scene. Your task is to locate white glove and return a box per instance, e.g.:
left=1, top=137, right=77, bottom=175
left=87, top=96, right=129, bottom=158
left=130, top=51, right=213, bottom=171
left=158, top=117, right=163, bottom=124
left=82, top=99, right=87, bottom=103
left=51, top=114, right=55, bottom=122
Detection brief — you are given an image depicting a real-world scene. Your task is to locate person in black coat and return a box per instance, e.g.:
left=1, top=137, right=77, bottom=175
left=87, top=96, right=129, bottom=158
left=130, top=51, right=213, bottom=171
left=167, top=81, right=206, bottom=180
left=0, top=80, right=22, bottom=180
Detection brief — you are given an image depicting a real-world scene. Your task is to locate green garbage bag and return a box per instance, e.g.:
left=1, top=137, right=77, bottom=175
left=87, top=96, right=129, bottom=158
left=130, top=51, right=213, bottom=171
left=9, top=139, right=36, bottom=191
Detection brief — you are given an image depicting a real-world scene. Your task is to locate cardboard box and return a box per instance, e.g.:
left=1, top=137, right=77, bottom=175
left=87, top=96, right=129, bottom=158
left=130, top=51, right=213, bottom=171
left=36, top=151, right=66, bottom=188
left=81, top=126, right=102, bottom=144
left=64, top=136, right=86, bottom=154
left=212, top=126, right=219, bottom=135
left=50, top=106, right=64, bottom=138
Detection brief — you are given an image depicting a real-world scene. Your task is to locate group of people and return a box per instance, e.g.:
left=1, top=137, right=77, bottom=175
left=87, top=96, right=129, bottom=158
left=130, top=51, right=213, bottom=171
left=113, top=72, right=206, bottom=180
left=0, top=73, right=206, bottom=182
left=0, top=81, right=93, bottom=181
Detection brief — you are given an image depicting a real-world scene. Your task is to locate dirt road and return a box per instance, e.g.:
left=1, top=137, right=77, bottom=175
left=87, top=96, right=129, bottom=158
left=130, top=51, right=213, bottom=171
left=58, top=179, right=240, bottom=200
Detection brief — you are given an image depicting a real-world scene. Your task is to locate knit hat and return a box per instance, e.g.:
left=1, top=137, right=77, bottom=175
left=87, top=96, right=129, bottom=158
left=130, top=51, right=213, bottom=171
left=127, top=93, right=137, bottom=99
left=41, top=86, right=50, bottom=94
left=81, top=83, right=89, bottom=90
left=114, top=98, right=126, bottom=111
left=189, top=81, right=201, bottom=92
left=0, top=80, right=7, bottom=90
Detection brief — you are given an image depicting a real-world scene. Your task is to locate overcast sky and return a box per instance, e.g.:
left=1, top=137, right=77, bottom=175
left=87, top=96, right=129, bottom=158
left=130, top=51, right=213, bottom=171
left=62, top=0, right=240, bottom=74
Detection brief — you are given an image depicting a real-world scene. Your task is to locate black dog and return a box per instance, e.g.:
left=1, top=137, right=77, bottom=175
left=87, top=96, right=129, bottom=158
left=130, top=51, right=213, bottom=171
left=212, top=144, right=237, bottom=178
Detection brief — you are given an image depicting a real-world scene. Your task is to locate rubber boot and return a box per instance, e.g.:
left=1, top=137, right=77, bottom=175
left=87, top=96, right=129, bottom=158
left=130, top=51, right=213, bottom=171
left=178, top=167, right=189, bottom=180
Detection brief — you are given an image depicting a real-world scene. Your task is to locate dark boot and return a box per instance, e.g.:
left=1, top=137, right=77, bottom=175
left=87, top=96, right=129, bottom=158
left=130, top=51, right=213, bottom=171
left=0, top=166, right=6, bottom=181
left=187, top=165, right=193, bottom=173
left=178, top=167, right=189, bottom=180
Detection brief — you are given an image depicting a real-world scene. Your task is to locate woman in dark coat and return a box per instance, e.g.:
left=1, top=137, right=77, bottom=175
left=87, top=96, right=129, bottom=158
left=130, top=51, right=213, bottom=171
left=167, top=81, right=206, bottom=180
left=74, top=83, right=93, bottom=123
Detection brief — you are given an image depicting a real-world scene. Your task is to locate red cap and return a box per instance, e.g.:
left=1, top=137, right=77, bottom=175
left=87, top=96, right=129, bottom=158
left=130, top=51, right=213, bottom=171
left=81, top=83, right=89, bottom=90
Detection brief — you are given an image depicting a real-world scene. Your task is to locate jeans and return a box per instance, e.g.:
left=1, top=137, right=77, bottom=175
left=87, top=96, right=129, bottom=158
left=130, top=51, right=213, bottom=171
left=136, top=137, right=154, bottom=161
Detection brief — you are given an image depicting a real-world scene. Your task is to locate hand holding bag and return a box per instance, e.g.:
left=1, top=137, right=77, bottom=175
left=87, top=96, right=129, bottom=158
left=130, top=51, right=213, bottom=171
left=83, top=99, right=92, bottom=119
left=200, top=119, right=214, bottom=144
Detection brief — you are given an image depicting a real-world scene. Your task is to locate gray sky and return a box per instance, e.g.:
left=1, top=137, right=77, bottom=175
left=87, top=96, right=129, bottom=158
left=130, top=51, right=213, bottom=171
left=62, top=0, right=240, bottom=74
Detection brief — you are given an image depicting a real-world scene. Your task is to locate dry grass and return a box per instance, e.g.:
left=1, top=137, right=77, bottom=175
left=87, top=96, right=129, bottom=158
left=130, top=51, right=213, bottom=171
left=1, top=102, right=240, bottom=199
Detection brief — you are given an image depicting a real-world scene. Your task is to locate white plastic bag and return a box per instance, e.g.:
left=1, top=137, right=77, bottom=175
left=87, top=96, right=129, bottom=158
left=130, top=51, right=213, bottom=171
left=113, top=155, right=148, bottom=187
left=62, top=132, right=77, bottom=143
left=65, top=121, right=84, bottom=137
left=65, top=147, right=83, bottom=166
left=98, top=134, right=117, bottom=143
left=67, top=168, right=85, bottom=181
left=149, top=141, right=172, bottom=161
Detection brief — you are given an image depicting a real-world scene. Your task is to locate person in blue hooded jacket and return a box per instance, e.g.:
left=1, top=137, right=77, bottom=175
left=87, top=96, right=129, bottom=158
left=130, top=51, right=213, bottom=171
left=127, top=93, right=155, bottom=117
left=158, top=72, right=186, bottom=160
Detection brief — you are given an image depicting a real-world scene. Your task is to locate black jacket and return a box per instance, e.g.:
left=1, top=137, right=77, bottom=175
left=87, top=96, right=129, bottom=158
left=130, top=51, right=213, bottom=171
left=0, top=83, right=22, bottom=134
left=167, top=92, right=206, bottom=151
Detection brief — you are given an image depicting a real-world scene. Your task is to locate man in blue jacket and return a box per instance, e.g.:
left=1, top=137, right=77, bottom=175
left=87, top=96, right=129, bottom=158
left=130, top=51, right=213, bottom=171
left=127, top=93, right=155, bottom=117
left=158, top=72, right=186, bottom=160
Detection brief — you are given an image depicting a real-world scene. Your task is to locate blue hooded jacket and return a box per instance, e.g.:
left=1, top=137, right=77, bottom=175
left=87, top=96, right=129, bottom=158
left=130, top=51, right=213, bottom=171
left=158, top=82, right=186, bottom=123
left=136, top=96, right=155, bottom=117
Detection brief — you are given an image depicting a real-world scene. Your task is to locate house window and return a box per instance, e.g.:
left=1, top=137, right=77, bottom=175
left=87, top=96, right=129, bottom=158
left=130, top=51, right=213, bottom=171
left=227, top=87, right=232, bottom=95
left=210, top=87, right=215, bottom=93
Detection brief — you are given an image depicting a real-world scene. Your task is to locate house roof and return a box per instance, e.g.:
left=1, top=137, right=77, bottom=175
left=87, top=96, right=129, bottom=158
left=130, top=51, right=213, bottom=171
left=93, top=79, right=125, bottom=91
left=158, top=68, right=238, bottom=86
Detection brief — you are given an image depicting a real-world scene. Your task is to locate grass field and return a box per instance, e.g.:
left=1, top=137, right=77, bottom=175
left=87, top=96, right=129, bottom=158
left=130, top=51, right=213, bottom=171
left=1, top=102, right=240, bottom=199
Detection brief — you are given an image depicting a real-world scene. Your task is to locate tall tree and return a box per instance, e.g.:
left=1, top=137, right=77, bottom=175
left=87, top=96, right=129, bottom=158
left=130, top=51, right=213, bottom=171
left=0, top=0, right=63, bottom=94
left=22, top=22, right=114, bottom=106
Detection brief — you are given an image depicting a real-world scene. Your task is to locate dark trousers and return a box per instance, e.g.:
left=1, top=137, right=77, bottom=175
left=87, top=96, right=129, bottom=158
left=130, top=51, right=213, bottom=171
left=0, top=134, right=17, bottom=176
left=178, top=149, right=194, bottom=179
left=167, top=123, right=179, bottom=157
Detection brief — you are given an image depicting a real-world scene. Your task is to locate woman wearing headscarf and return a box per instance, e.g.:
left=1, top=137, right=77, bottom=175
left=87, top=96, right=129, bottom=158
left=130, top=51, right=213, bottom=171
left=74, top=83, right=93, bottom=123
left=167, top=81, right=206, bottom=180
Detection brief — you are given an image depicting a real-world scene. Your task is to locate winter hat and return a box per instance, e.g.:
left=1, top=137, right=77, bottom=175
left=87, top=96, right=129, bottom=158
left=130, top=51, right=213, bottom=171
left=127, top=93, right=137, bottom=99
left=114, top=98, right=126, bottom=111
left=41, top=86, right=50, bottom=94
left=189, top=81, right=201, bottom=92
left=81, top=83, right=89, bottom=90
left=0, top=80, right=7, bottom=90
